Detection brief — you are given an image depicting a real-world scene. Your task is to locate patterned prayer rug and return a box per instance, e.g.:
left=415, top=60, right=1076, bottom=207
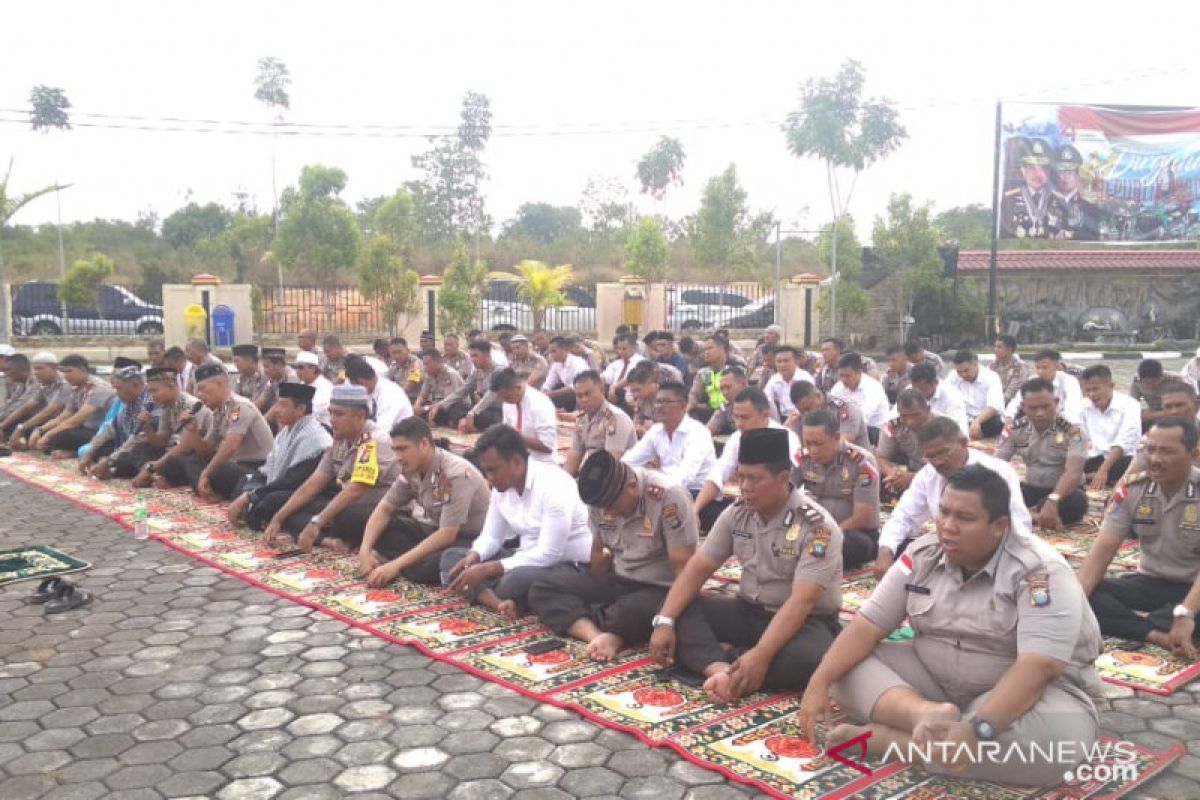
left=0, top=544, right=89, bottom=587
left=1095, top=638, right=1200, bottom=696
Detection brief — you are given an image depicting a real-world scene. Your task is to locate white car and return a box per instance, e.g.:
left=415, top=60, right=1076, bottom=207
left=665, top=287, right=755, bottom=330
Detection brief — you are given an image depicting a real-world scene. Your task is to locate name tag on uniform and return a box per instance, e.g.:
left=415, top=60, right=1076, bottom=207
left=732, top=530, right=753, bottom=540
left=904, top=584, right=931, bottom=595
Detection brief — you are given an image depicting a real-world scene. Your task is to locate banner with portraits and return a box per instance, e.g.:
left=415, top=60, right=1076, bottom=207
left=999, top=103, right=1200, bottom=242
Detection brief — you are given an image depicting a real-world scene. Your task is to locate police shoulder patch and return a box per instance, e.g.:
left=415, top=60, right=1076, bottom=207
left=646, top=484, right=665, bottom=501
left=1123, top=471, right=1150, bottom=486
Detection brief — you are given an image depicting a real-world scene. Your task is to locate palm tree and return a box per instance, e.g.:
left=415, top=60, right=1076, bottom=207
left=489, top=260, right=574, bottom=331
left=0, top=160, right=67, bottom=342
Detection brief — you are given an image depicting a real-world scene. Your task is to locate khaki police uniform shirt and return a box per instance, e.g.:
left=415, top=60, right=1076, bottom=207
left=317, top=421, right=400, bottom=495
left=592, top=470, right=698, bottom=588
left=1101, top=467, right=1200, bottom=584
left=444, top=351, right=472, bottom=380
left=1130, top=372, right=1185, bottom=413
left=61, top=377, right=117, bottom=429
left=793, top=443, right=881, bottom=527
left=36, top=375, right=66, bottom=407
left=701, top=489, right=843, bottom=614
left=255, top=366, right=299, bottom=411
left=877, top=417, right=926, bottom=470
left=510, top=353, right=549, bottom=386
left=204, top=395, right=274, bottom=462
left=632, top=396, right=656, bottom=431
left=862, top=528, right=1104, bottom=704
left=0, top=377, right=38, bottom=419
left=387, top=356, right=423, bottom=390
left=881, top=368, right=910, bottom=399
left=826, top=397, right=869, bottom=449
left=995, top=415, right=1088, bottom=490
left=322, top=356, right=346, bottom=385
left=417, top=368, right=466, bottom=406
left=159, top=392, right=213, bottom=444
left=572, top=403, right=637, bottom=461
left=444, top=363, right=498, bottom=417
left=991, top=356, right=1030, bottom=405
left=184, top=354, right=225, bottom=395
left=383, top=447, right=489, bottom=536
left=234, top=370, right=268, bottom=402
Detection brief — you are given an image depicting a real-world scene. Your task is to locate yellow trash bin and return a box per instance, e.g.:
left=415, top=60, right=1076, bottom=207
left=184, top=304, right=208, bottom=339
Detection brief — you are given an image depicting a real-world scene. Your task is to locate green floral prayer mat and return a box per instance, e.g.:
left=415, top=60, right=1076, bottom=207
left=0, top=545, right=89, bottom=587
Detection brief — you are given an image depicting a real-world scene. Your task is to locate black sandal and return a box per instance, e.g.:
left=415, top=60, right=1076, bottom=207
left=44, top=582, right=93, bottom=614
left=25, top=577, right=66, bottom=605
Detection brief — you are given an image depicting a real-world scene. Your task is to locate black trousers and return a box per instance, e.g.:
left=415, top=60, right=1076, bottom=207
left=1021, top=483, right=1089, bottom=525
left=1089, top=573, right=1193, bottom=641
left=243, top=455, right=326, bottom=530
left=47, top=426, right=96, bottom=453
left=158, top=454, right=264, bottom=500
left=528, top=570, right=668, bottom=646
left=688, top=407, right=714, bottom=424
left=675, top=596, right=841, bottom=691
left=332, top=502, right=474, bottom=585
left=867, top=426, right=880, bottom=447
left=699, top=496, right=734, bottom=532
left=843, top=529, right=879, bottom=572
left=549, top=393, right=577, bottom=411
left=975, top=415, right=1005, bottom=438
left=110, top=442, right=164, bottom=478
left=473, top=406, right=503, bottom=431
left=1084, top=454, right=1132, bottom=486
left=429, top=402, right=468, bottom=428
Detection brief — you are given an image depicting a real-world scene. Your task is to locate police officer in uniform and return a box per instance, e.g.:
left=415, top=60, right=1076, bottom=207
left=529, top=451, right=698, bottom=661
left=995, top=378, right=1090, bottom=529
left=1080, top=418, right=1200, bottom=657
left=1001, top=137, right=1056, bottom=239
left=793, top=410, right=881, bottom=570
left=1049, top=144, right=1100, bottom=241
left=876, top=388, right=933, bottom=495
left=705, top=366, right=758, bottom=437
left=789, top=380, right=869, bottom=448
left=649, top=428, right=844, bottom=703
left=352, top=417, right=491, bottom=586
left=231, top=344, right=268, bottom=401
left=257, top=347, right=299, bottom=418
left=414, top=349, right=468, bottom=426
left=798, top=464, right=1104, bottom=786
left=563, top=370, right=637, bottom=476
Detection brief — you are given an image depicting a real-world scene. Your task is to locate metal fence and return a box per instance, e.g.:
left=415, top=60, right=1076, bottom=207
left=664, top=283, right=773, bottom=331
left=257, top=286, right=394, bottom=336
left=9, top=281, right=165, bottom=337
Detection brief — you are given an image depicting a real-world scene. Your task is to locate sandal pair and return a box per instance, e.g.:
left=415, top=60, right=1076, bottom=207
left=26, top=577, right=93, bottom=613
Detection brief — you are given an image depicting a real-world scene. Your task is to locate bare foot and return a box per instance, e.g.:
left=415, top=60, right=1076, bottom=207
left=151, top=476, right=170, bottom=490
left=1146, top=631, right=1170, bottom=650
left=319, top=538, right=350, bottom=554
left=585, top=632, right=623, bottom=662
left=496, top=599, right=519, bottom=621
left=703, top=670, right=733, bottom=703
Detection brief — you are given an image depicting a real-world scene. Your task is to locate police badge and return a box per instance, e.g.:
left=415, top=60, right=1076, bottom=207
left=1027, top=571, right=1051, bottom=607
left=809, top=527, right=829, bottom=558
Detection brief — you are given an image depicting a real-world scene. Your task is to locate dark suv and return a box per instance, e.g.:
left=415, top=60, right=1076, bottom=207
left=12, top=282, right=165, bottom=336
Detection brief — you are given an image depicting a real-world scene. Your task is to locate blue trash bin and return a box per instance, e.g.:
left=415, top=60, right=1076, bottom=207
left=211, top=305, right=235, bottom=347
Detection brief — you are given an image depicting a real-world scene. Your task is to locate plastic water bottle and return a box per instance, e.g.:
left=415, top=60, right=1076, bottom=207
left=133, top=496, right=149, bottom=540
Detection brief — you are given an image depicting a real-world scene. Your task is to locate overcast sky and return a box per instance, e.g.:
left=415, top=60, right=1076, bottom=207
left=3, top=0, right=1198, bottom=238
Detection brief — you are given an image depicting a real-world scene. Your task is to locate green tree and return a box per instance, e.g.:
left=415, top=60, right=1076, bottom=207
left=500, top=203, right=584, bottom=244
left=490, top=260, right=574, bottom=331
left=161, top=202, right=234, bottom=249
left=690, top=165, right=767, bottom=278
left=815, top=216, right=868, bottom=325
left=357, top=235, right=420, bottom=335
left=59, top=253, right=116, bottom=313
left=934, top=204, right=992, bottom=249
left=28, top=86, right=71, bottom=132
left=624, top=217, right=669, bottom=284
left=373, top=189, right=420, bottom=264
left=636, top=136, right=686, bottom=202
left=0, top=160, right=66, bottom=341
left=783, top=59, right=906, bottom=333
left=438, top=238, right=487, bottom=334
left=272, top=165, right=361, bottom=282
left=409, top=92, right=493, bottom=242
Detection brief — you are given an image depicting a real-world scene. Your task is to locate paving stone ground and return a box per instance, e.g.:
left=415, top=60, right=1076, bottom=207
left=0, top=477, right=1197, bottom=799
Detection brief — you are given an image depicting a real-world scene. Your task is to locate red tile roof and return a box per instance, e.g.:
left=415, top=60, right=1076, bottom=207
left=958, top=249, right=1200, bottom=272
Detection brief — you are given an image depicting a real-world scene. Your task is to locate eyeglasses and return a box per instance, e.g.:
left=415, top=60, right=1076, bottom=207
left=653, top=398, right=683, bottom=406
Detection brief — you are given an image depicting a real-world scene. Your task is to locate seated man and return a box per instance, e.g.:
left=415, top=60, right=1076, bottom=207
left=874, top=415, right=1030, bottom=580
left=621, top=380, right=716, bottom=494
left=413, top=349, right=468, bottom=426
left=231, top=344, right=268, bottom=402
left=3, top=352, right=65, bottom=450
left=904, top=340, right=944, bottom=375
left=1080, top=418, right=1200, bottom=655
left=155, top=363, right=274, bottom=501
left=880, top=344, right=911, bottom=405
left=562, top=370, right=637, bottom=476
left=182, top=337, right=223, bottom=394
left=346, top=354, right=412, bottom=432
left=263, top=385, right=399, bottom=552
left=948, top=349, right=1005, bottom=439
left=1129, top=380, right=1200, bottom=472
left=0, top=354, right=37, bottom=445
left=749, top=343, right=776, bottom=390
left=493, top=367, right=558, bottom=464
left=353, top=417, right=491, bottom=586
left=440, top=425, right=592, bottom=619
left=995, top=378, right=1089, bottom=529
left=789, top=380, right=869, bottom=448
left=541, top=336, right=589, bottom=410
left=909, top=362, right=969, bottom=435
left=1080, top=364, right=1142, bottom=489
left=706, top=366, right=756, bottom=437
left=695, top=388, right=799, bottom=531
left=1005, top=348, right=1083, bottom=425
left=830, top=353, right=890, bottom=444
left=227, top=383, right=331, bottom=530
left=257, top=347, right=299, bottom=419
left=132, top=368, right=212, bottom=489
left=794, top=410, right=881, bottom=570
left=685, top=335, right=731, bottom=423
left=763, top=345, right=815, bottom=421
left=530, top=450, right=698, bottom=661
left=386, top=337, right=424, bottom=400
left=439, top=340, right=503, bottom=434
left=651, top=330, right=692, bottom=388
left=991, top=334, right=1029, bottom=406
left=603, top=333, right=646, bottom=411
left=876, top=388, right=933, bottom=496
left=1131, top=358, right=1187, bottom=432
left=78, top=360, right=154, bottom=479
left=29, top=355, right=116, bottom=459
left=650, top=428, right=844, bottom=702
left=442, top=333, right=472, bottom=380
left=294, top=352, right=334, bottom=427
left=798, top=464, right=1103, bottom=787
left=508, top=334, right=550, bottom=390
left=321, top=333, right=350, bottom=383
left=624, top=361, right=660, bottom=437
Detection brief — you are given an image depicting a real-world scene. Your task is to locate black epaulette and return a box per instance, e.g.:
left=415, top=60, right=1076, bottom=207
left=1053, top=417, right=1072, bottom=432
left=1013, top=416, right=1031, bottom=430
left=1122, top=471, right=1150, bottom=486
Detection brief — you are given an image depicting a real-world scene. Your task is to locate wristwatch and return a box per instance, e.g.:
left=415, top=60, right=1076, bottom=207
left=309, top=515, right=326, bottom=529
left=1046, top=493, right=1062, bottom=503
left=1173, top=604, right=1195, bottom=620
left=969, top=715, right=996, bottom=741
left=651, top=614, right=675, bottom=629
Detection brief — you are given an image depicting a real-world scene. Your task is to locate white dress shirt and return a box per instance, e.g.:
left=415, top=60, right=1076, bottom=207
left=926, top=380, right=970, bottom=434
left=1080, top=392, right=1143, bottom=458
left=621, top=414, right=716, bottom=492
left=307, top=375, right=334, bottom=426
left=705, top=420, right=801, bottom=489
left=502, top=385, right=559, bottom=463
left=1006, top=370, right=1083, bottom=424
left=470, top=459, right=592, bottom=571
left=831, top=374, right=890, bottom=428
left=602, top=354, right=646, bottom=386
left=879, top=449, right=1030, bottom=555
left=369, top=376, right=413, bottom=432
left=948, top=368, right=1005, bottom=421
left=764, top=369, right=815, bottom=417
left=491, top=346, right=509, bottom=367
left=543, top=354, right=590, bottom=393
left=364, top=355, right=389, bottom=380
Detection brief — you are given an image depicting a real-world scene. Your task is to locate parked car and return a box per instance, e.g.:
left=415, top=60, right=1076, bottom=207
left=12, top=282, right=165, bottom=336
left=478, top=281, right=596, bottom=332
left=724, top=294, right=775, bottom=329
left=665, top=287, right=755, bottom=330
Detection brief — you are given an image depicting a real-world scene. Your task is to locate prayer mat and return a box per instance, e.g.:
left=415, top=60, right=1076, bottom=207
left=0, top=451, right=1184, bottom=798
left=0, top=544, right=89, bottom=587
left=1096, top=638, right=1200, bottom=696
left=839, top=571, right=878, bottom=615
